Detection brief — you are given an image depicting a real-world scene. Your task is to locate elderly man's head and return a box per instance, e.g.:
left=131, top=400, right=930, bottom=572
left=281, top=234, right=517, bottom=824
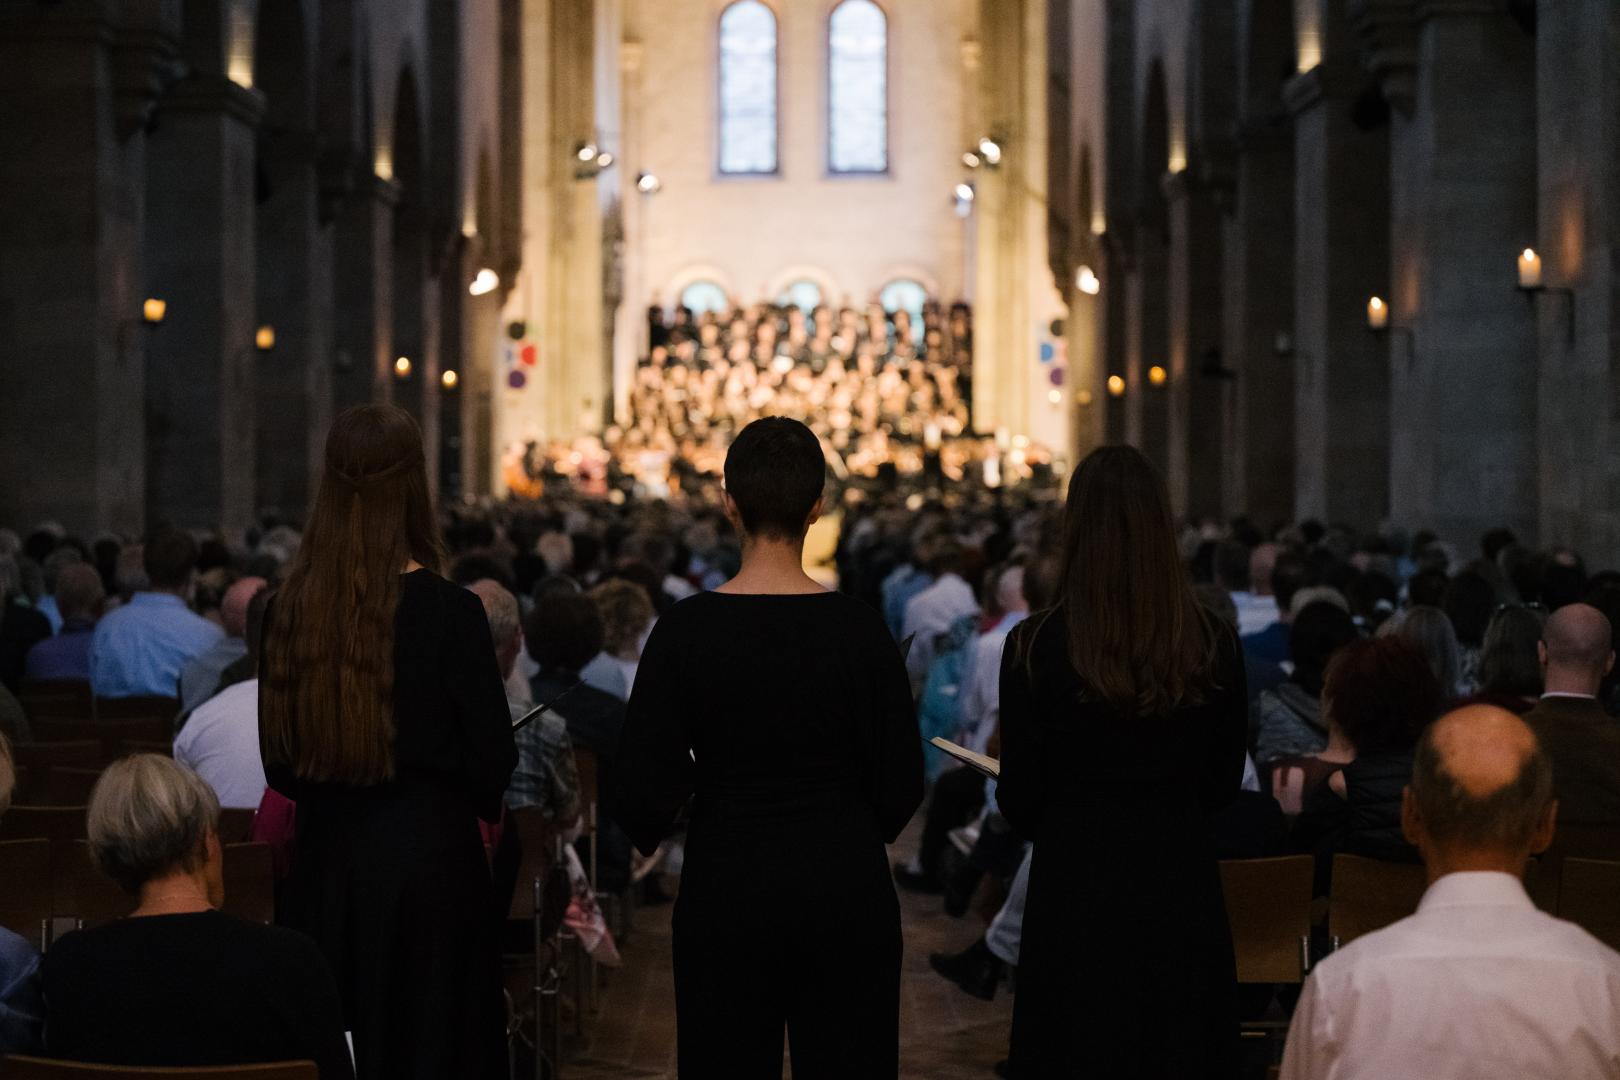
left=220, top=576, right=268, bottom=640
left=87, top=755, right=223, bottom=906
left=467, top=579, right=523, bottom=680
left=1539, top=602, right=1615, bottom=697
left=1402, top=705, right=1556, bottom=880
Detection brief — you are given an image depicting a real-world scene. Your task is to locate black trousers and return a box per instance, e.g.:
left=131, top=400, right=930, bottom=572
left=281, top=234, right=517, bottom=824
left=918, top=764, right=988, bottom=877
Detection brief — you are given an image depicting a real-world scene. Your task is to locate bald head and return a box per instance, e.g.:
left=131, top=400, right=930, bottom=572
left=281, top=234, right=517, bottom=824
left=1541, top=603, right=1614, bottom=695
left=1407, top=705, right=1554, bottom=871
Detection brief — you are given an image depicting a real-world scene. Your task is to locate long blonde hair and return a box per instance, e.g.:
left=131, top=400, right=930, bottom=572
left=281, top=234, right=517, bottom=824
left=259, top=405, right=445, bottom=784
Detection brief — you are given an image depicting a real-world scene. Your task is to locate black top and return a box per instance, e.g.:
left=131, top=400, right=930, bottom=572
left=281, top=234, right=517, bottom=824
left=611, top=589, right=923, bottom=855
left=41, top=911, right=352, bottom=1079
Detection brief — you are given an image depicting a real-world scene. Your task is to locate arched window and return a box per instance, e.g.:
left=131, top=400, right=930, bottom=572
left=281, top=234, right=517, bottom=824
left=680, top=280, right=731, bottom=315
left=828, top=0, right=888, bottom=173
left=776, top=280, right=824, bottom=313
left=880, top=278, right=927, bottom=341
left=718, top=1, right=778, bottom=175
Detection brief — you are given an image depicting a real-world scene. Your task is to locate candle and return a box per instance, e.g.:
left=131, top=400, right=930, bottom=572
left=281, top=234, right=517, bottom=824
left=1366, top=296, right=1389, bottom=330
left=1518, top=248, right=1542, bottom=290
left=1107, top=375, right=1126, bottom=398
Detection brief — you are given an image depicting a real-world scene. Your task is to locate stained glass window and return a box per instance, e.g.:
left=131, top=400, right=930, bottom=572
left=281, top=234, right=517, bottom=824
left=718, top=1, right=778, bottom=175
left=828, top=0, right=888, bottom=173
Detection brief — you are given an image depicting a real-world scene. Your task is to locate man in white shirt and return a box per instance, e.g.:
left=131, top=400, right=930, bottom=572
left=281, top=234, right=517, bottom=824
left=1280, top=704, right=1620, bottom=1080
left=901, top=540, right=978, bottom=694
left=174, top=679, right=267, bottom=809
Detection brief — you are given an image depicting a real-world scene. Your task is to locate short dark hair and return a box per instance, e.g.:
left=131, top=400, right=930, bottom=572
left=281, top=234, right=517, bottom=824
left=524, top=590, right=604, bottom=673
left=1213, top=541, right=1251, bottom=592
left=1272, top=552, right=1310, bottom=613
left=1323, top=637, right=1441, bottom=756
left=723, top=417, right=825, bottom=539
left=1407, top=567, right=1450, bottom=608
left=143, top=527, right=198, bottom=590
left=1412, top=717, right=1553, bottom=853
left=1288, top=601, right=1359, bottom=696
left=1479, top=605, right=1546, bottom=698
left=1442, top=571, right=1496, bottom=647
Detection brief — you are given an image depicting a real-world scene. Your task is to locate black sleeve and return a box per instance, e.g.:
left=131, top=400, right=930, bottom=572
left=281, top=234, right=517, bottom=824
left=1201, top=623, right=1250, bottom=813
left=281, top=935, right=356, bottom=1080
left=257, top=597, right=308, bottom=804
left=869, top=623, right=925, bottom=843
left=993, top=619, right=1043, bottom=838
left=610, top=614, right=696, bottom=856
left=443, top=588, right=519, bottom=824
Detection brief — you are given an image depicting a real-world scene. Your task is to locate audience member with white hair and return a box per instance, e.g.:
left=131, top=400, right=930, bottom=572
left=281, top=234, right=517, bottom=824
left=0, top=732, right=44, bottom=1055
left=41, top=755, right=353, bottom=1076
left=1281, top=705, right=1620, bottom=1079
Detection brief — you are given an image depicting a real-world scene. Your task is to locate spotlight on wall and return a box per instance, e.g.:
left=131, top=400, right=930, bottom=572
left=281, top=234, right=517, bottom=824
left=1107, top=374, right=1126, bottom=397
left=962, top=151, right=981, bottom=169
left=1076, top=265, right=1101, bottom=296
left=977, top=137, right=1003, bottom=166
left=469, top=268, right=500, bottom=297
left=1148, top=365, right=1168, bottom=387
left=143, top=298, right=167, bottom=325
left=576, top=143, right=598, bottom=163
left=255, top=325, right=276, bottom=352
left=1366, top=296, right=1389, bottom=331
left=1047, top=389, right=1063, bottom=405
left=595, top=150, right=615, bottom=168
left=394, top=356, right=412, bottom=379
left=1076, top=389, right=1094, bottom=406
left=636, top=171, right=662, bottom=194
left=954, top=182, right=976, bottom=204
left=441, top=369, right=459, bottom=390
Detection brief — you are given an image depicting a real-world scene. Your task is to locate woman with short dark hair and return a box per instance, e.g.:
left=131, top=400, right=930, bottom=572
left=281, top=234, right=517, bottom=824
left=259, top=405, right=516, bottom=1080
left=996, top=445, right=1247, bottom=1078
left=612, top=416, right=923, bottom=1076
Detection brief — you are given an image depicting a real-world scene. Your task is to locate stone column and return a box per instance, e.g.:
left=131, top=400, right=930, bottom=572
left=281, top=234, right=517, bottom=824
left=1287, top=60, right=1392, bottom=529
left=144, top=74, right=264, bottom=531
left=0, top=5, right=176, bottom=537
left=1221, top=126, right=1295, bottom=527
left=1358, top=0, right=1538, bottom=543
left=330, top=173, right=396, bottom=411
left=256, top=131, right=331, bottom=518
left=1166, top=169, right=1227, bottom=520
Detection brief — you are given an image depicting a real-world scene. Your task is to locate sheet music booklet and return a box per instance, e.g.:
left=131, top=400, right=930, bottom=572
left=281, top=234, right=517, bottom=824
left=928, top=737, right=1000, bottom=779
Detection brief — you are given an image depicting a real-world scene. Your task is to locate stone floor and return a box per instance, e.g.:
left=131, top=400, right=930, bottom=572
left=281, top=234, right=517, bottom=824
left=566, top=821, right=1014, bottom=1079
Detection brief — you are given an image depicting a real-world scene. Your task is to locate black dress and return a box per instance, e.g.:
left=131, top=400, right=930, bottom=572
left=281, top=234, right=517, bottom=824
left=611, top=590, right=923, bottom=1078
left=261, top=570, right=518, bottom=1080
left=996, top=609, right=1247, bottom=1078
left=41, top=911, right=353, bottom=1078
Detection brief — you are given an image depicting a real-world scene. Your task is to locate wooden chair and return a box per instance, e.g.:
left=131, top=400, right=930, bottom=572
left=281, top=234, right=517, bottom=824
left=38, top=766, right=104, bottom=807
left=1328, top=854, right=1428, bottom=949
left=1219, top=856, right=1315, bottom=984
left=52, top=840, right=133, bottom=930
left=221, top=843, right=275, bottom=924
left=0, top=806, right=87, bottom=846
left=0, top=839, right=52, bottom=949
left=1558, top=857, right=1620, bottom=951
left=1, top=1058, right=316, bottom=1079
left=18, top=679, right=94, bottom=723
left=93, top=696, right=181, bottom=723
left=1529, top=824, right=1620, bottom=912
left=217, top=807, right=257, bottom=843
left=31, top=718, right=174, bottom=764
left=12, top=742, right=101, bottom=803
left=503, top=806, right=563, bottom=1080
left=122, top=740, right=175, bottom=758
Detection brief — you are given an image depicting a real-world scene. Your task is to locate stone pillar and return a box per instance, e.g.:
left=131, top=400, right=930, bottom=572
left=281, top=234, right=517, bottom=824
left=1166, top=169, right=1227, bottom=520
left=1360, top=1, right=1538, bottom=543
left=144, top=74, right=264, bottom=530
left=1222, top=127, right=1295, bottom=527
left=330, top=174, right=396, bottom=411
left=1287, top=61, right=1392, bottom=528
left=256, top=131, right=331, bottom=518
left=0, top=5, right=176, bottom=537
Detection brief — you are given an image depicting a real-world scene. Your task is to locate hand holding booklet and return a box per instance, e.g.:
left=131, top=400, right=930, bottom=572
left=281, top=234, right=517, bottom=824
left=928, top=737, right=1000, bottom=779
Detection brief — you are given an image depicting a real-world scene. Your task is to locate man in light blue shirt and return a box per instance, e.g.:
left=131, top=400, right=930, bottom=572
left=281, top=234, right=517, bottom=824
left=90, top=529, right=222, bottom=699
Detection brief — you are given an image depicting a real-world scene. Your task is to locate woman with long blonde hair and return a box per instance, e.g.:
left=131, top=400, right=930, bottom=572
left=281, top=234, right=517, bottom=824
left=259, top=404, right=516, bottom=1080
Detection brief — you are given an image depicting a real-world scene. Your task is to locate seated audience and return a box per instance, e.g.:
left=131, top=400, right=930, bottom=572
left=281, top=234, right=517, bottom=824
left=1466, top=603, right=1546, bottom=714
left=1390, top=604, right=1464, bottom=699
left=1524, top=602, right=1620, bottom=824
left=0, top=731, right=44, bottom=1055
left=0, top=556, right=49, bottom=693
left=1254, top=600, right=1358, bottom=764
left=469, top=579, right=581, bottom=833
left=901, top=539, right=979, bottom=694
left=1281, top=706, right=1620, bottom=1080
left=581, top=578, right=657, bottom=701
left=41, top=754, right=353, bottom=1077
left=89, top=527, right=222, bottom=698
left=1290, top=637, right=1443, bottom=888
left=1442, top=571, right=1496, bottom=693
left=174, top=589, right=271, bottom=808
left=178, top=575, right=265, bottom=714
left=22, top=562, right=104, bottom=682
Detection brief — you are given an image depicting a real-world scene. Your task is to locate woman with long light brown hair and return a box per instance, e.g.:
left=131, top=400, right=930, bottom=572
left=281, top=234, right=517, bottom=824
left=259, top=404, right=516, bottom=1080
left=995, top=445, right=1246, bottom=1077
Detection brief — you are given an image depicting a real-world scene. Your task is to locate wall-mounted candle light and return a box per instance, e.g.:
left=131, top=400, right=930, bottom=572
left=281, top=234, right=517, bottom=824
left=143, top=298, right=167, bottom=325
left=394, top=356, right=412, bottom=379
left=1517, top=248, right=1542, bottom=290
left=1076, top=389, right=1094, bottom=406
left=1107, top=374, right=1126, bottom=397
left=255, top=325, right=275, bottom=351
left=1366, top=296, right=1389, bottom=331
left=441, top=369, right=459, bottom=390
left=1148, top=365, right=1168, bottom=387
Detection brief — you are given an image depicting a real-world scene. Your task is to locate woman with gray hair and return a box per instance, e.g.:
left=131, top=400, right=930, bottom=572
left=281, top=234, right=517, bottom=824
left=40, top=755, right=353, bottom=1077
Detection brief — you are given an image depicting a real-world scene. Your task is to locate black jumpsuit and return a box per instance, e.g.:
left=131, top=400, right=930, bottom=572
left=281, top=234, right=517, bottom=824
left=612, top=590, right=923, bottom=1077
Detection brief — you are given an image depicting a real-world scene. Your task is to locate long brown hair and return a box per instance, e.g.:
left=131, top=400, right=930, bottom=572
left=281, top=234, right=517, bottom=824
left=260, top=404, right=446, bottom=784
left=1046, top=445, right=1218, bottom=716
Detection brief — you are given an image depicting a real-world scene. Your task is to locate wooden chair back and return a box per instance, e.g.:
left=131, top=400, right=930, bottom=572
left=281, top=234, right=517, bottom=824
left=0, top=839, right=52, bottom=948
left=1558, top=857, right=1620, bottom=951
left=1328, top=854, right=1428, bottom=948
left=122, top=739, right=175, bottom=758
left=217, top=807, right=257, bottom=843
left=1529, top=824, right=1620, bottom=912
left=93, top=696, right=181, bottom=723
left=32, top=718, right=175, bottom=764
left=12, top=741, right=101, bottom=803
left=38, top=766, right=105, bottom=807
left=573, top=745, right=599, bottom=825
left=18, top=679, right=94, bottom=723
left=52, top=839, right=134, bottom=929
left=0, top=805, right=88, bottom=845
left=505, top=806, right=554, bottom=922
left=1, top=1058, right=317, bottom=1079
left=221, top=842, right=276, bottom=924
left=1218, top=856, right=1314, bottom=983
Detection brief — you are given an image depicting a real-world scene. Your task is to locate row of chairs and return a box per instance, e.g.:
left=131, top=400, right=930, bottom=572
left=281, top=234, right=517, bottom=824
left=18, top=679, right=177, bottom=728
left=1, top=1061, right=315, bottom=1079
